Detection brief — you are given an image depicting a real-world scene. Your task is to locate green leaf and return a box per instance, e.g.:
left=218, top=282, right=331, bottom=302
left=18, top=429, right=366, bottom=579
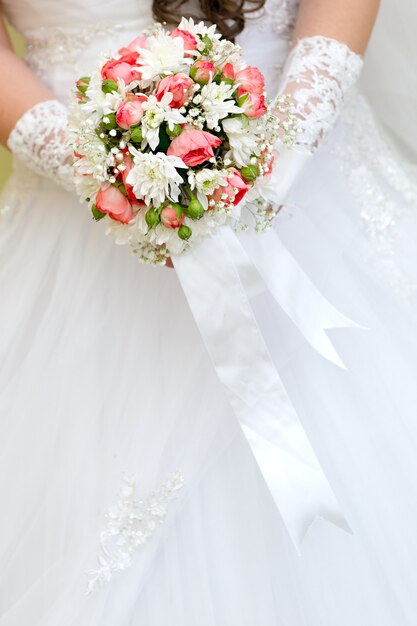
left=201, top=35, right=213, bottom=54
left=91, top=204, right=106, bottom=221
left=238, top=92, right=249, bottom=106
left=156, top=125, right=171, bottom=153
left=112, top=181, right=128, bottom=197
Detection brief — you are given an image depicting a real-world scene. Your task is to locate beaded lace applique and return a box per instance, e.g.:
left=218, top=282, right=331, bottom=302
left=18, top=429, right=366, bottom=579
left=333, top=94, right=417, bottom=295
left=86, top=471, right=185, bottom=594
left=7, top=100, right=74, bottom=192
left=25, top=23, right=124, bottom=78
left=258, top=0, right=298, bottom=39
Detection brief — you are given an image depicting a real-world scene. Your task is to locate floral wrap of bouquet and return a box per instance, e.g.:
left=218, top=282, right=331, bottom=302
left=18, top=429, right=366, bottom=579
left=69, top=18, right=297, bottom=264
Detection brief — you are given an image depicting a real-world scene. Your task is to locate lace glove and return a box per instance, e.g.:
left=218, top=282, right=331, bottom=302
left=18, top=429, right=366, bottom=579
left=7, top=100, right=74, bottom=192
left=271, top=36, right=363, bottom=202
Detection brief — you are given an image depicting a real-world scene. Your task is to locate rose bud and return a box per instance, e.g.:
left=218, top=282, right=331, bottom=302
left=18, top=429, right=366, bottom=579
left=210, top=168, right=250, bottom=207
left=170, top=28, right=198, bottom=53
left=186, top=191, right=205, bottom=220
left=190, top=60, right=216, bottom=84
left=178, top=224, right=193, bottom=240
left=114, top=49, right=139, bottom=65
left=160, top=204, right=185, bottom=229
left=76, top=76, right=90, bottom=95
left=102, top=79, right=118, bottom=94
left=102, top=113, right=117, bottom=130
left=95, top=185, right=134, bottom=224
left=145, top=208, right=161, bottom=228
left=166, top=123, right=182, bottom=138
left=156, top=73, right=194, bottom=109
left=101, top=54, right=142, bottom=85
left=221, top=63, right=235, bottom=81
left=129, top=126, right=143, bottom=143
left=238, top=91, right=267, bottom=119
left=167, top=129, right=221, bottom=167
left=116, top=95, right=147, bottom=129
left=235, top=66, right=265, bottom=95
left=240, top=163, right=260, bottom=182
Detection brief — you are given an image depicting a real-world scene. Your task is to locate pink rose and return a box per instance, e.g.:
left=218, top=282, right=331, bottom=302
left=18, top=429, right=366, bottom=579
left=190, top=60, right=216, bottom=84
left=161, top=204, right=184, bottom=229
left=101, top=54, right=142, bottom=84
left=170, top=28, right=198, bottom=52
left=156, top=73, right=194, bottom=109
left=167, top=129, right=222, bottom=167
left=222, top=63, right=235, bottom=81
left=95, top=185, right=134, bottom=224
left=238, top=91, right=267, bottom=119
left=116, top=95, right=147, bottom=129
left=235, top=66, right=265, bottom=95
left=122, top=35, right=149, bottom=53
left=209, top=168, right=250, bottom=207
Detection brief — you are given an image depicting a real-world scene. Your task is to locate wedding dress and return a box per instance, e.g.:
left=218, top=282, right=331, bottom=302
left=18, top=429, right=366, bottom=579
left=1, top=1, right=417, bottom=625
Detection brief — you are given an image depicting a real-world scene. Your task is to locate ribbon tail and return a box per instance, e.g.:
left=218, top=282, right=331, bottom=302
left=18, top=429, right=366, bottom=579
left=230, top=227, right=366, bottom=368
left=173, top=227, right=351, bottom=549
left=241, top=424, right=351, bottom=549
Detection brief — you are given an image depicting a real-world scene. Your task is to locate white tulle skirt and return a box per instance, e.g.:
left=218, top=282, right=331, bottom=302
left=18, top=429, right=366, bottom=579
left=1, top=112, right=417, bottom=626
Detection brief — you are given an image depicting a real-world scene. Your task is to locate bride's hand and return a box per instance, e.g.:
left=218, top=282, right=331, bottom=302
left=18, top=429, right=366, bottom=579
left=271, top=0, right=380, bottom=154
left=265, top=0, right=379, bottom=205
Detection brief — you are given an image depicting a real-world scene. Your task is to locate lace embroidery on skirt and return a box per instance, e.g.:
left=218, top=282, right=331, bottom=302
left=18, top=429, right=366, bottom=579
left=86, top=471, right=185, bottom=594
left=333, top=93, right=417, bottom=296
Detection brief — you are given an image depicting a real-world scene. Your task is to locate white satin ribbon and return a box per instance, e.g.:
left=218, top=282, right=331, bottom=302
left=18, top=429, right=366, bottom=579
left=230, top=227, right=365, bottom=368
left=174, top=226, right=353, bottom=548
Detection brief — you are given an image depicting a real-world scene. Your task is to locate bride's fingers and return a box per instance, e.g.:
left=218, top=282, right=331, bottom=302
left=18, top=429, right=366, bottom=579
left=166, top=257, right=174, bottom=269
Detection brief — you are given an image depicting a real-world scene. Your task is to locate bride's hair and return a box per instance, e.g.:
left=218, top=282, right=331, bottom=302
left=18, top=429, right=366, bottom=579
left=152, top=0, right=265, bottom=39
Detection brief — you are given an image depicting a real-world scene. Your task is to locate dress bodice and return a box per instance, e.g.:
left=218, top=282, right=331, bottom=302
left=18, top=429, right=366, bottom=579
left=1, top=0, right=299, bottom=100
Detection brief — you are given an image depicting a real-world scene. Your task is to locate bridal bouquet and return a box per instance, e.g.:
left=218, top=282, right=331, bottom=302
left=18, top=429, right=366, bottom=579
left=70, top=19, right=297, bottom=264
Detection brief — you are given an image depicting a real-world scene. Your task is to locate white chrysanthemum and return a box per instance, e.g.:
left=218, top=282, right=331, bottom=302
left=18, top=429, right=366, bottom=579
left=141, top=94, right=187, bottom=150
left=71, top=121, right=116, bottom=194
left=222, top=117, right=260, bottom=167
left=73, top=171, right=103, bottom=205
left=199, top=82, right=242, bottom=129
left=76, top=69, right=126, bottom=126
left=137, top=32, right=191, bottom=81
left=188, top=168, right=228, bottom=208
left=126, top=149, right=187, bottom=207
left=177, top=17, right=219, bottom=41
